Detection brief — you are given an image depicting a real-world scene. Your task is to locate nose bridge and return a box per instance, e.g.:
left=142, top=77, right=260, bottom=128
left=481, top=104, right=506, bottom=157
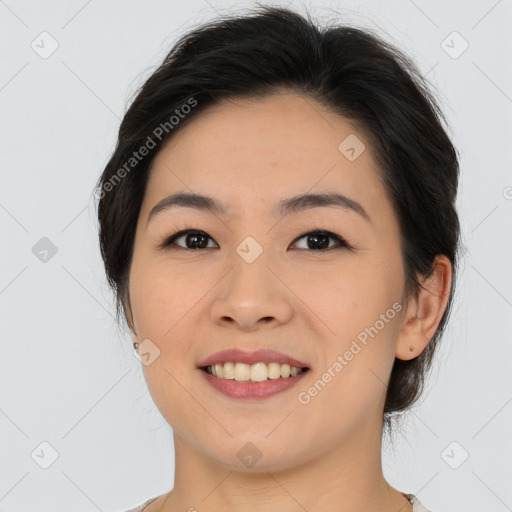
left=209, top=231, right=293, bottom=328
left=229, top=233, right=275, bottom=296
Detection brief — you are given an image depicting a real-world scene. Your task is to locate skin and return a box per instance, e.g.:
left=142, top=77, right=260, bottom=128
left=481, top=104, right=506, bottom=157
left=126, top=92, right=452, bottom=512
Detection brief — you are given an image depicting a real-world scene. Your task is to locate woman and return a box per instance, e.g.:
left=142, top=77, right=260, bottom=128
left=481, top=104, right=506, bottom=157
left=95, top=5, right=460, bottom=512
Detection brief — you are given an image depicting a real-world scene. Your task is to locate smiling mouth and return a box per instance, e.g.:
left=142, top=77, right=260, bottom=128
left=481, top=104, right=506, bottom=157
left=201, top=362, right=309, bottom=382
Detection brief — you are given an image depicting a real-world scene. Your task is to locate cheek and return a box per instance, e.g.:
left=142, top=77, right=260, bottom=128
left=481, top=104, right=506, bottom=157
left=132, top=272, right=204, bottom=437
left=302, top=259, right=402, bottom=382
left=296, top=259, right=398, bottom=336
left=129, top=258, right=201, bottom=339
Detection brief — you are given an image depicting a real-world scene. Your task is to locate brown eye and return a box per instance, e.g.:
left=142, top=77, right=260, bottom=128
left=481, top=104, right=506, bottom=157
left=161, top=229, right=218, bottom=250
left=291, top=229, right=350, bottom=251
left=160, top=227, right=351, bottom=252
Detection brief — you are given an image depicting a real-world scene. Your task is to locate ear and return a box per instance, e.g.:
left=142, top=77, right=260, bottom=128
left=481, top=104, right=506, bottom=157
left=127, top=309, right=137, bottom=337
left=396, top=255, right=453, bottom=360
left=122, top=293, right=137, bottom=336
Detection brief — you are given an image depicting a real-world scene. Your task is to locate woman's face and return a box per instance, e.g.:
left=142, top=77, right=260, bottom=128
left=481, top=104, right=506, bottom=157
left=128, top=92, right=408, bottom=471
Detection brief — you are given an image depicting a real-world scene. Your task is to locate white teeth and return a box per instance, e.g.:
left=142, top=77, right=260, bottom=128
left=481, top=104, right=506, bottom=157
left=250, top=362, right=268, bottom=382
left=222, top=362, right=235, bottom=379
left=205, top=362, right=306, bottom=381
left=267, top=362, right=281, bottom=379
left=214, top=363, right=224, bottom=379
left=280, top=363, right=291, bottom=378
left=234, top=362, right=251, bottom=381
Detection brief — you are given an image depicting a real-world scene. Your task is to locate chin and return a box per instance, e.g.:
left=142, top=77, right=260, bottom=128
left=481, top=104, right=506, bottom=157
left=199, top=434, right=311, bottom=474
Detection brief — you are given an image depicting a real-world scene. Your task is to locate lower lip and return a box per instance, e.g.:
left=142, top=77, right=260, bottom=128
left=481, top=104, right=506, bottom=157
left=199, top=369, right=309, bottom=399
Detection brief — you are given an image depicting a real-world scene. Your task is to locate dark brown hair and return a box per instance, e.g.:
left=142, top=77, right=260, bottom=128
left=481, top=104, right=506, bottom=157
left=94, top=5, right=461, bottom=431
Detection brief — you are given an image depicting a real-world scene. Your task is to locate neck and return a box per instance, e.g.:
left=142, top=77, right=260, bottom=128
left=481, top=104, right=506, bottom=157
left=158, top=416, right=412, bottom=512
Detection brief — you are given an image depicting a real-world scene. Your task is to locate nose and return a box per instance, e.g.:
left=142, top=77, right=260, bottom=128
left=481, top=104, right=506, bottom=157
left=210, top=255, right=294, bottom=332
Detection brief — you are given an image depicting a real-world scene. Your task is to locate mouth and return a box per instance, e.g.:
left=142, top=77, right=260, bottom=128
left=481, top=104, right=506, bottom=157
left=197, top=349, right=310, bottom=400
left=200, top=362, right=309, bottom=381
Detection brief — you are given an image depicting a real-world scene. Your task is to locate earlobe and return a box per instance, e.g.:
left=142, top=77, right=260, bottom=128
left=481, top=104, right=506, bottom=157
left=395, top=255, right=453, bottom=360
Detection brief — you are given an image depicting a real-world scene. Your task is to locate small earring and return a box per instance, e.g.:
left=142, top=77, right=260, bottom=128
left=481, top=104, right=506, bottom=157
left=409, top=345, right=415, bottom=352
left=133, top=342, right=139, bottom=351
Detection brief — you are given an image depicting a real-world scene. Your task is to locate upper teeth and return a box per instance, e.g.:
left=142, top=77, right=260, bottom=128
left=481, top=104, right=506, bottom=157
left=206, top=362, right=305, bottom=381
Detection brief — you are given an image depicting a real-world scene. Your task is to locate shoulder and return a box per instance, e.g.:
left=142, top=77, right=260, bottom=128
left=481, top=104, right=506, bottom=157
left=407, top=493, right=433, bottom=512
left=120, top=495, right=163, bottom=512
left=124, top=493, right=431, bottom=512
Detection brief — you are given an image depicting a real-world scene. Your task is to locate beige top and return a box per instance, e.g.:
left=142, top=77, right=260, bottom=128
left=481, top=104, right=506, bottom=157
left=122, top=493, right=432, bottom=511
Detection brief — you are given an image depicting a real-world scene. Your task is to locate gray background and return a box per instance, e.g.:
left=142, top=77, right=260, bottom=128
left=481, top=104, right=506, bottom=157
left=1, top=0, right=511, bottom=510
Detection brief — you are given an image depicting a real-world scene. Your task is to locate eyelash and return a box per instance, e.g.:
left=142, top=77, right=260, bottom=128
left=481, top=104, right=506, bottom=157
left=158, top=223, right=353, bottom=252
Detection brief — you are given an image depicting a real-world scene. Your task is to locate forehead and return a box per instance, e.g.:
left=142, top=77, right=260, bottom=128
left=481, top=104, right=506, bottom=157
left=158, top=92, right=369, bottom=165
left=143, top=92, right=391, bottom=224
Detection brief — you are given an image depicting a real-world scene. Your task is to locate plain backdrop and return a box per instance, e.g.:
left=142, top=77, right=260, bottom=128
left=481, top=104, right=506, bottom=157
left=1, top=0, right=511, bottom=511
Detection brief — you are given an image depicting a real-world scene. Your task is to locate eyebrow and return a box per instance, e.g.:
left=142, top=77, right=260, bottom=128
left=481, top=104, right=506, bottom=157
left=147, top=191, right=371, bottom=225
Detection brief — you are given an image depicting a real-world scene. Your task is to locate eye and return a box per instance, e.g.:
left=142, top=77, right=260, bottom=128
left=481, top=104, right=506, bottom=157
left=291, top=229, right=351, bottom=251
left=160, top=228, right=219, bottom=250
left=159, top=226, right=352, bottom=252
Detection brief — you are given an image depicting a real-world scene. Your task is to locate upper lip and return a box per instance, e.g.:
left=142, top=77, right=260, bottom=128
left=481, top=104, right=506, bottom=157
left=197, top=348, right=310, bottom=369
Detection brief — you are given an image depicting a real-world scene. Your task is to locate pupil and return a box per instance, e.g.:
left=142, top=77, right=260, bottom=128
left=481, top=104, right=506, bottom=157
left=185, top=233, right=330, bottom=250
left=309, top=234, right=328, bottom=249
left=187, top=233, right=207, bottom=249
